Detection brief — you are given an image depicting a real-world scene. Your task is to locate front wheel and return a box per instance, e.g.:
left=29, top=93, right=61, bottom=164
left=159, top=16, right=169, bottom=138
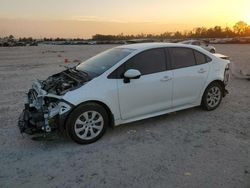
left=201, top=82, right=223, bottom=111
left=66, top=103, right=108, bottom=144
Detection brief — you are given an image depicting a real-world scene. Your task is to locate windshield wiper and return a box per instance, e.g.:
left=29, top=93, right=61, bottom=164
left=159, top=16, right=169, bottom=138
left=59, top=65, right=75, bottom=70
left=60, top=65, right=89, bottom=77
left=74, top=69, right=89, bottom=78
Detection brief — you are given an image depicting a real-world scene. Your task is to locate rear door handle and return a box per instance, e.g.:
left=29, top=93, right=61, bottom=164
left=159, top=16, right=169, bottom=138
left=161, top=76, right=172, bottom=82
left=198, top=68, right=206, bottom=73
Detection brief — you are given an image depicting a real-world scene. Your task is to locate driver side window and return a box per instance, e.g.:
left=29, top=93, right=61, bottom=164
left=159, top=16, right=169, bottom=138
left=108, top=48, right=167, bottom=79
left=124, top=48, right=166, bottom=76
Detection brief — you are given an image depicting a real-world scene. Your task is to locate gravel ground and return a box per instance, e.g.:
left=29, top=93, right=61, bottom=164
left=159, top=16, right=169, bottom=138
left=0, top=44, right=250, bottom=188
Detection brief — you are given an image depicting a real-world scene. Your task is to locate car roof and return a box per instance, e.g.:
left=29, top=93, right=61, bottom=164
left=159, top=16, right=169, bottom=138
left=116, top=42, right=202, bottom=51
left=180, top=39, right=200, bottom=43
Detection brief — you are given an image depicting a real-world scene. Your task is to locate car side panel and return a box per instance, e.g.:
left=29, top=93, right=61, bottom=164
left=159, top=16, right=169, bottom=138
left=62, top=76, right=121, bottom=121
left=117, top=71, right=173, bottom=120
left=172, top=63, right=210, bottom=107
left=198, top=58, right=230, bottom=102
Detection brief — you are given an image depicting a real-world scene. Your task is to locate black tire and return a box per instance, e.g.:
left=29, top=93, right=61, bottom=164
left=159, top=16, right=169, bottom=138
left=66, top=103, right=109, bottom=144
left=201, top=82, right=223, bottom=111
left=210, top=49, right=216, bottom=53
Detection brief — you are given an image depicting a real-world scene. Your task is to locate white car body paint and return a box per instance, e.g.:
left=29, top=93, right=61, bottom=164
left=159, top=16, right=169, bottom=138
left=62, top=43, right=230, bottom=126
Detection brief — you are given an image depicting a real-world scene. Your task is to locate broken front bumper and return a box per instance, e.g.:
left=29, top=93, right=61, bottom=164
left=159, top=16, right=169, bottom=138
left=18, top=101, right=73, bottom=135
left=18, top=105, right=33, bottom=134
left=17, top=81, right=73, bottom=135
left=18, top=104, right=47, bottom=135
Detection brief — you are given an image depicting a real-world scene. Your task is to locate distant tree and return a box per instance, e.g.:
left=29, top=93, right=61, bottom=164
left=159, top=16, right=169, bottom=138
left=159, top=32, right=172, bottom=39
left=194, top=27, right=207, bottom=38
left=9, top=35, right=14, bottom=39
left=224, top=27, right=235, bottom=37
left=214, top=26, right=222, bottom=36
left=43, top=37, right=53, bottom=41
left=8, top=35, right=15, bottom=42
left=146, top=34, right=153, bottom=38
left=233, top=21, right=248, bottom=35
left=27, top=37, right=33, bottom=42
left=173, top=31, right=183, bottom=38
left=245, top=25, right=250, bottom=36
left=2, top=21, right=250, bottom=43
left=55, top=37, right=66, bottom=41
left=90, top=21, right=250, bottom=41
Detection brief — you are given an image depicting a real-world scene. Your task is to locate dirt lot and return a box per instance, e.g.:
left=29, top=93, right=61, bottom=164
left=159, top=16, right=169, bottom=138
left=0, top=44, right=250, bottom=188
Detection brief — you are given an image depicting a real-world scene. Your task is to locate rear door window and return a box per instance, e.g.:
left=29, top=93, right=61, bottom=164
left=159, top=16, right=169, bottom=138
left=169, top=48, right=196, bottom=69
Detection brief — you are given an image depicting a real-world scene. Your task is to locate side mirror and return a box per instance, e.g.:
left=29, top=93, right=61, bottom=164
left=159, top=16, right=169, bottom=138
left=123, top=69, right=141, bottom=83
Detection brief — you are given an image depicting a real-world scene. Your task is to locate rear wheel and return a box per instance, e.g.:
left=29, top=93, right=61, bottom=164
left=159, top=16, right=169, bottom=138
left=66, top=103, right=108, bottom=144
left=210, top=49, right=216, bottom=53
left=201, top=82, right=223, bottom=111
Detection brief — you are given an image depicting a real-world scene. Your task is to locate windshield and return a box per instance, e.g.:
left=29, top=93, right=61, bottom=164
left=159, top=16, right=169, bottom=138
left=76, top=48, right=134, bottom=76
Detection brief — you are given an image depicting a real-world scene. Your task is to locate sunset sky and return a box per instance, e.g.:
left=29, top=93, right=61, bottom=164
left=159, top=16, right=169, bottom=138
left=0, top=0, right=249, bottom=38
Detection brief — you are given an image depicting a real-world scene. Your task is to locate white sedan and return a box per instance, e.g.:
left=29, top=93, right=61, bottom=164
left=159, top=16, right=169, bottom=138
left=18, top=43, right=230, bottom=144
left=180, top=40, right=216, bottom=53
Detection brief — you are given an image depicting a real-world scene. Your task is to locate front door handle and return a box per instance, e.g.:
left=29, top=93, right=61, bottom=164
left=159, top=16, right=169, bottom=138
left=161, top=76, right=172, bottom=82
left=198, top=68, right=206, bottom=73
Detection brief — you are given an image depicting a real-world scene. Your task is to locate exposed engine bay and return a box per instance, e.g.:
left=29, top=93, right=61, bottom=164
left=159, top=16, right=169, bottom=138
left=42, top=67, right=89, bottom=95
left=18, top=67, right=89, bottom=135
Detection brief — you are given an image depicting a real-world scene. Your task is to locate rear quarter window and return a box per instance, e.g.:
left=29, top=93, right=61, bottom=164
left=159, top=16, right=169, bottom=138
left=194, top=50, right=212, bottom=64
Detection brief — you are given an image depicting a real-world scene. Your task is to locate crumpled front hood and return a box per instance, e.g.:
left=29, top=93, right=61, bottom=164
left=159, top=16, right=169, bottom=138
left=41, top=68, right=89, bottom=96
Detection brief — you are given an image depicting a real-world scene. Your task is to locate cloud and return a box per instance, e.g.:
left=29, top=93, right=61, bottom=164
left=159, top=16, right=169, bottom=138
left=70, top=16, right=126, bottom=23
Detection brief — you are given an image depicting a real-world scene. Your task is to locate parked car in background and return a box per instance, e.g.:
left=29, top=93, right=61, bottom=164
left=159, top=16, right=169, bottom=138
left=180, top=40, right=216, bottom=53
left=18, top=43, right=230, bottom=144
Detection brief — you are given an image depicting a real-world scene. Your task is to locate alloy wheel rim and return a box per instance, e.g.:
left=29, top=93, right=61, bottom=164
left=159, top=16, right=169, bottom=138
left=206, top=86, right=221, bottom=108
left=74, top=111, right=104, bottom=140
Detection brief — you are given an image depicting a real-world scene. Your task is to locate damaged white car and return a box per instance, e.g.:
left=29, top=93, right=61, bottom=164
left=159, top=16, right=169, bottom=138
left=18, top=43, right=230, bottom=144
